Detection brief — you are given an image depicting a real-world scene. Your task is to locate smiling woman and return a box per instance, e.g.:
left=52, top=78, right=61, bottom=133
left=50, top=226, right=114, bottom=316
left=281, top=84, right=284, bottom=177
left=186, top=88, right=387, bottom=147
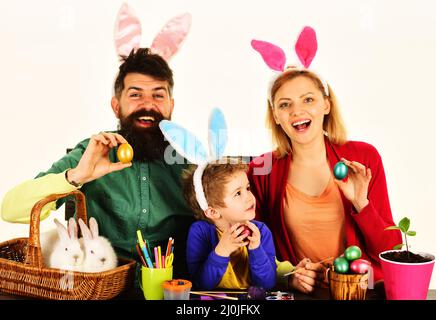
left=248, top=27, right=402, bottom=295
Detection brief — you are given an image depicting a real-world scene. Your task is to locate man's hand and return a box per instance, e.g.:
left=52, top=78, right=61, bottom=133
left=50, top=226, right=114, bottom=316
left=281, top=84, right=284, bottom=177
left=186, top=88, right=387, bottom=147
left=67, top=132, right=132, bottom=186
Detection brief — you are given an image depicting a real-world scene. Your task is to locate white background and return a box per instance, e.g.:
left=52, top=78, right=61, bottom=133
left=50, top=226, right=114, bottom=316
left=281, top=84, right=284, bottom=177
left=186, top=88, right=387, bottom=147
left=0, top=0, right=435, bottom=289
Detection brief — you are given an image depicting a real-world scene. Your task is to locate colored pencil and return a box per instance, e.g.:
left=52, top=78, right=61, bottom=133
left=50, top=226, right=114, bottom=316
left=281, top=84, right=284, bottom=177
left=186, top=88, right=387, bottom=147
left=154, top=247, right=159, bottom=268
left=157, top=246, right=162, bottom=268
left=135, top=243, right=147, bottom=267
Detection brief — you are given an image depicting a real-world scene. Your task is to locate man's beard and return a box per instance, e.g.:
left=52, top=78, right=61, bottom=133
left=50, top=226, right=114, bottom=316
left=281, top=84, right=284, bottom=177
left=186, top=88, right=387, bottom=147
left=118, top=109, right=170, bottom=162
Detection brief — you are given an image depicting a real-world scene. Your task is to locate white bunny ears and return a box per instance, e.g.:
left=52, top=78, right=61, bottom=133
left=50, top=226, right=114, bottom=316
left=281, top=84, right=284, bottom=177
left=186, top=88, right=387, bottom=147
left=159, top=108, right=228, bottom=211
left=114, top=3, right=192, bottom=61
left=251, top=26, right=329, bottom=101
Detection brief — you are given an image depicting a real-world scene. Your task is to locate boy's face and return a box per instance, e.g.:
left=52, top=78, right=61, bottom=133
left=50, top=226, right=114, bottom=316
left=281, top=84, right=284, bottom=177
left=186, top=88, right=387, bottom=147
left=217, top=171, right=256, bottom=225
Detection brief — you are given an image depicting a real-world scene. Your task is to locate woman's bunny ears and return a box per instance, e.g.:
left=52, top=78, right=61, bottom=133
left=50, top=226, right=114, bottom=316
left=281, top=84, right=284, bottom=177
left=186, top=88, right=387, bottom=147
left=251, top=26, right=329, bottom=98
left=251, top=26, right=317, bottom=71
left=114, top=3, right=192, bottom=61
left=159, top=108, right=228, bottom=210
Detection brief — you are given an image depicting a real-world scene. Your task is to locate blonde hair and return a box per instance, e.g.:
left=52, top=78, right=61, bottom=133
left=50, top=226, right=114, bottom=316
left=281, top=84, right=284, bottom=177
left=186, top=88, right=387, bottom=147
left=267, top=69, right=347, bottom=158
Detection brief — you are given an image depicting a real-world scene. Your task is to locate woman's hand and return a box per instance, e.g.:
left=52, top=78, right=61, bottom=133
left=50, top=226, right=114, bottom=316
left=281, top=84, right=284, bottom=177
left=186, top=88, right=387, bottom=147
left=67, top=132, right=132, bottom=186
left=214, top=223, right=249, bottom=257
left=288, top=258, right=326, bottom=294
left=334, top=158, right=372, bottom=212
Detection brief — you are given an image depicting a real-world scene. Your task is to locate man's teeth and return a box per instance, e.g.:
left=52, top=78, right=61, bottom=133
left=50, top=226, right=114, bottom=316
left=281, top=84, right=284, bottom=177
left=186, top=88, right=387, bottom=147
left=292, top=120, right=310, bottom=127
left=138, top=116, right=155, bottom=121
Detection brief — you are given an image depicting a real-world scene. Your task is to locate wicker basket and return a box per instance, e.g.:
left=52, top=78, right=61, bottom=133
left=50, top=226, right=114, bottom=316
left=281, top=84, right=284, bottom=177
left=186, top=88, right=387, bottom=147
left=0, top=190, right=136, bottom=300
left=328, top=268, right=369, bottom=300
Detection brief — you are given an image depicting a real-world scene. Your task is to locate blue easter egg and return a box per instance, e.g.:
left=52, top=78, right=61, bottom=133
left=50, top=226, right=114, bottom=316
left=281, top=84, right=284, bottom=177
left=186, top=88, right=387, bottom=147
left=333, top=161, right=348, bottom=180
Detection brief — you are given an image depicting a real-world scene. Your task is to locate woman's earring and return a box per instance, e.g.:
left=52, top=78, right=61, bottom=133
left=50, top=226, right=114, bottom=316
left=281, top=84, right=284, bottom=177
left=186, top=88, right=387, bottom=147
left=323, top=130, right=329, bottom=137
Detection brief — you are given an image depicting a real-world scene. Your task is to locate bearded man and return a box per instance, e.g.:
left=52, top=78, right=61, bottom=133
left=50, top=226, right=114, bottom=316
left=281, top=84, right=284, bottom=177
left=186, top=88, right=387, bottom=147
left=1, top=48, right=195, bottom=281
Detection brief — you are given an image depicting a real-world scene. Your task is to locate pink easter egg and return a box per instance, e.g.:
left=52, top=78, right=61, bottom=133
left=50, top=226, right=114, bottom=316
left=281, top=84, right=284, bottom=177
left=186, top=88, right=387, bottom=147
left=350, top=259, right=372, bottom=274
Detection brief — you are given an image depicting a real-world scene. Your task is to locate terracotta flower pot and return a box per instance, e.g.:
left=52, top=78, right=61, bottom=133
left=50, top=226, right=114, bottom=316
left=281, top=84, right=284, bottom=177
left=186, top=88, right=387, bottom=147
left=379, top=250, right=435, bottom=300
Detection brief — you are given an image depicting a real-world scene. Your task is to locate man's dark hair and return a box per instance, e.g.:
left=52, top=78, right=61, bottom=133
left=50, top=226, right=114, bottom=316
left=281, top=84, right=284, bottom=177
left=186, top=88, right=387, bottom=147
left=114, top=48, right=174, bottom=99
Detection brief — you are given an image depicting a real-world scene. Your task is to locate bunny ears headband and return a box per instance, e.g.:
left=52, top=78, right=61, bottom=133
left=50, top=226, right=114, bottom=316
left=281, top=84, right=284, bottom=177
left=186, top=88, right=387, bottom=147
left=114, top=3, right=191, bottom=61
left=251, top=26, right=329, bottom=103
left=159, top=109, right=228, bottom=211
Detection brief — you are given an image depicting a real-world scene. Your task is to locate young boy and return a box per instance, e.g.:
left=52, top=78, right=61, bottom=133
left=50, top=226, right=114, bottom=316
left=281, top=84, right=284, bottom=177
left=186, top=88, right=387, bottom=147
left=183, top=158, right=276, bottom=290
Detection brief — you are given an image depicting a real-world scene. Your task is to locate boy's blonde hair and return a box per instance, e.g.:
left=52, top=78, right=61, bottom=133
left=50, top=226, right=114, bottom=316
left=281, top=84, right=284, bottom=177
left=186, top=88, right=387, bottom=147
left=267, top=69, right=347, bottom=158
left=182, top=157, right=248, bottom=222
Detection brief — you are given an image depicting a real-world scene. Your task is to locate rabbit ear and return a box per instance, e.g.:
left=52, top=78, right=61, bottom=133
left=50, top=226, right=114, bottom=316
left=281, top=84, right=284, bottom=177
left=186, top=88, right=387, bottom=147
left=54, top=218, right=70, bottom=243
left=251, top=39, right=286, bottom=72
left=208, top=108, right=227, bottom=159
left=295, top=26, right=317, bottom=68
left=89, top=217, right=99, bottom=239
left=68, top=218, right=78, bottom=240
left=114, top=3, right=142, bottom=57
left=78, top=218, right=92, bottom=241
left=150, top=13, right=192, bottom=61
left=159, top=120, right=208, bottom=164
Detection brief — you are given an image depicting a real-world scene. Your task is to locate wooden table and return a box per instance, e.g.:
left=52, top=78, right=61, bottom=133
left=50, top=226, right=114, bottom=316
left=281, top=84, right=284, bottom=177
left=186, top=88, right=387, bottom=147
left=2, top=286, right=435, bottom=300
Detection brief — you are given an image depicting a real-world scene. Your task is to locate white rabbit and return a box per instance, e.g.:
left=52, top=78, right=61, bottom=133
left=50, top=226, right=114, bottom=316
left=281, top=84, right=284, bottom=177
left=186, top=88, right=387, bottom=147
left=78, top=217, right=118, bottom=272
left=40, top=218, right=85, bottom=271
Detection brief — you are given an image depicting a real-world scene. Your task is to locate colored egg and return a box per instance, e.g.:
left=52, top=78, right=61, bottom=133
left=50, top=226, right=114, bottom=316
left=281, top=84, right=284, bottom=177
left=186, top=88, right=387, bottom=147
left=344, top=245, right=362, bottom=261
left=241, top=225, right=252, bottom=237
left=117, top=143, right=134, bottom=163
left=333, top=257, right=349, bottom=274
left=333, top=161, right=348, bottom=180
left=350, top=259, right=372, bottom=274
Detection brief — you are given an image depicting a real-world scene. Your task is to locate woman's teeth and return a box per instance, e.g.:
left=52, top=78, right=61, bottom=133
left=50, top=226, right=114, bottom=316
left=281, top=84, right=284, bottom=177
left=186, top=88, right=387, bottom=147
left=292, top=120, right=311, bottom=131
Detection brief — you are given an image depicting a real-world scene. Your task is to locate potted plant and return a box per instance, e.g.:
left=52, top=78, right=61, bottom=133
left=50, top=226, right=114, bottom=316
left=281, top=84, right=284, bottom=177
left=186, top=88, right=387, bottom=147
left=380, top=217, right=435, bottom=300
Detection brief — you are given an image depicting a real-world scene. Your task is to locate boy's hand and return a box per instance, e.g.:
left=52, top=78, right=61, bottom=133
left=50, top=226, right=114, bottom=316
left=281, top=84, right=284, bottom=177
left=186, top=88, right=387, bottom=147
left=215, top=223, right=249, bottom=257
left=244, top=221, right=260, bottom=250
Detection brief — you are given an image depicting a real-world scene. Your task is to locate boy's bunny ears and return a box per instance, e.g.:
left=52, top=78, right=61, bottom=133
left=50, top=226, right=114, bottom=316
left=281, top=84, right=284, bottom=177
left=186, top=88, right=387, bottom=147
left=159, top=108, right=228, bottom=210
left=114, top=3, right=192, bottom=61
left=251, top=26, right=329, bottom=99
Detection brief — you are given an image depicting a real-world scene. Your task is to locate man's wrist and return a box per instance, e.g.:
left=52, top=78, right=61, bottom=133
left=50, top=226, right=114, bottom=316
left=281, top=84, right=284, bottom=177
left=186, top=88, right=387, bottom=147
left=65, top=169, right=84, bottom=188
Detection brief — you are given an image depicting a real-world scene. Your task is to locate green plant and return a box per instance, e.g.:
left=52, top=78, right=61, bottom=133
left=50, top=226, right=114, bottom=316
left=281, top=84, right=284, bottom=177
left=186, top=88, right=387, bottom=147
left=385, top=217, right=416, bottom=259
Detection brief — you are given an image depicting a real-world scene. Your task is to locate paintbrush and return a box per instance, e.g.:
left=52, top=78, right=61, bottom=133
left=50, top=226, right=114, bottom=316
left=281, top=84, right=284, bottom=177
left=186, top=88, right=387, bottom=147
left=283, top=256, right=334, bottom=276
left=190, top=291, right=239, bottom=300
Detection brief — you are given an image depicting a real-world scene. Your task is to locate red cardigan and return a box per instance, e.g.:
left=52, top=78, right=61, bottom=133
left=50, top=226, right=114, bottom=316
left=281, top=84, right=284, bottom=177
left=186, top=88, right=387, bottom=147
left=247, top=138, right=402, bottom=281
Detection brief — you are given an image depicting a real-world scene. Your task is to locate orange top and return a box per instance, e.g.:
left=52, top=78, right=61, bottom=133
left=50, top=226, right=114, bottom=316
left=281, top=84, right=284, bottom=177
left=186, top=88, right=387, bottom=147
left=283, top=176, right=346, bottom=263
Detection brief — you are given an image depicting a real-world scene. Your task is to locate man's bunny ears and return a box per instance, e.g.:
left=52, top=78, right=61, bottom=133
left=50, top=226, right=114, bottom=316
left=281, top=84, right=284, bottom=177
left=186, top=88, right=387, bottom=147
left=114, top=3, right=192, bottom=61
left=159, top=109, right=228, bottom=210
left=251, top=26, right=329, bottom=98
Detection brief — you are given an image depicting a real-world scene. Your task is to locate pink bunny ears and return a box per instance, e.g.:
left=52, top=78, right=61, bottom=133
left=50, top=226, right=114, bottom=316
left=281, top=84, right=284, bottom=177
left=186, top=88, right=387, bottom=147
left=114, top=3, right=191, bottom=61
left=251, top=26, right=329, bottom=97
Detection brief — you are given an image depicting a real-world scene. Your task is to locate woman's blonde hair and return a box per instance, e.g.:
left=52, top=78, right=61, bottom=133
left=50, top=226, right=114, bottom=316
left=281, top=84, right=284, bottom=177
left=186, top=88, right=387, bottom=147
left=267, top=69, right=347, bottom=158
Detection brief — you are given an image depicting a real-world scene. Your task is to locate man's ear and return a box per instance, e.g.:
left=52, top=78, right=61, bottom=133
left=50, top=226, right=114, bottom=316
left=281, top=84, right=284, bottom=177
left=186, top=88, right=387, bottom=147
left=204, top=207, right=220, bottom=221
left=111, top=96, right=121, bottom=119
left=169, top=98, right=175, bottom=117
